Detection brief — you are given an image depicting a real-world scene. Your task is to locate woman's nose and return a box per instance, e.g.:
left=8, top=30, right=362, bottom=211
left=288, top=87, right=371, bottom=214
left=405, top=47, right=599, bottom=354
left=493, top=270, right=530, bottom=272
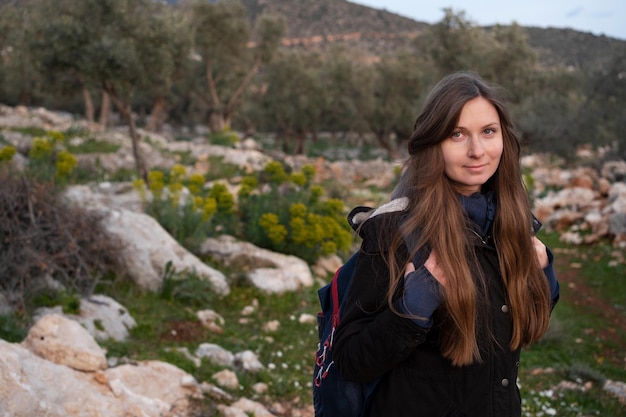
left=467, top=137, right=485, bottom=158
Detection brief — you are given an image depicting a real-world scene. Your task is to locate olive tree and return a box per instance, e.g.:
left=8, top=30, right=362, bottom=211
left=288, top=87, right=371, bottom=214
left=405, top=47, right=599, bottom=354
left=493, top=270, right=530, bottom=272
left=366, top=51, right=430, bottom=159
left=256, top=49, right=326, bottom=154
left=188, top=0, right=285, bottom=132
left=0, top=1, right=42, bottom=106
left=31, top=0, right=192, bottom=180
left=318, top=45, right=376, bottom=141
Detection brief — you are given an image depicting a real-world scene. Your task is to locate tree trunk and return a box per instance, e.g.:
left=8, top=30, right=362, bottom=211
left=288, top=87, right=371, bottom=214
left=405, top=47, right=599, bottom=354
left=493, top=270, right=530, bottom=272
left=108, top=93, right=148, bottom=183
left=375, top=132, right=399, bottom=160
left=293, top=131, right=306, bottom=155
left=208, top=111, right=224, bottom=133
left=147, top=96, right=167, bottom=132
left=99, top=91, right=111, bottom=131
left=282, top=130, right=291, bottom=153
left=82, top=86, right=95, bottom=126
left=19, top=89, right=31, bottom=106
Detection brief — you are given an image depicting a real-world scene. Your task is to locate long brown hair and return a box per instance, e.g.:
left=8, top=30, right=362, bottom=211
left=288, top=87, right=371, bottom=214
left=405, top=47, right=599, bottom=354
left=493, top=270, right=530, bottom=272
left=387, top=71, right=551, bottom=366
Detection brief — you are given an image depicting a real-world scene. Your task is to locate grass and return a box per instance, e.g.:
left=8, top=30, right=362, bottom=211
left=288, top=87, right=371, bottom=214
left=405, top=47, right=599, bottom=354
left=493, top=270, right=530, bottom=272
left=517, top=231, right=626, bottom=416
left=1, top=231, right=624, bottom=415
left=65, top=138, right=121, bottom=154
left=91, top=231, right=626, bottom=416
left=1, top=229, right=624, bottom=416
left=95, top=273, right=322, bottom=410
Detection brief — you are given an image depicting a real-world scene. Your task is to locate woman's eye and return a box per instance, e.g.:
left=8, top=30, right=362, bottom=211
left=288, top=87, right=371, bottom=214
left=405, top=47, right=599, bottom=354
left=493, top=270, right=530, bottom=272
left=451, top=131, right=464, bottom=139
left=484, top=128, right=496, bottom=135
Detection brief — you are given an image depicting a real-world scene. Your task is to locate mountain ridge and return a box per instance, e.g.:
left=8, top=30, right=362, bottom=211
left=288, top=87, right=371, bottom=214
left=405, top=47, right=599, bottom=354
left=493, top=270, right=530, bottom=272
left=239, top=0, right=625, bottom=71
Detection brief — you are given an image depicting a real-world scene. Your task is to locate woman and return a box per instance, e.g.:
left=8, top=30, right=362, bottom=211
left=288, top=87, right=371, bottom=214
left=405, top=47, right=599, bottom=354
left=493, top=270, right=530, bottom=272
left=333, top=71, right=560, bottom=417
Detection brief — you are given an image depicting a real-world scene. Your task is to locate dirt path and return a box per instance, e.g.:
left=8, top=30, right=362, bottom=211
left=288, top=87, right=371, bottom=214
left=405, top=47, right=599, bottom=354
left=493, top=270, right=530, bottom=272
left=553, top=247, right=626, bottom=367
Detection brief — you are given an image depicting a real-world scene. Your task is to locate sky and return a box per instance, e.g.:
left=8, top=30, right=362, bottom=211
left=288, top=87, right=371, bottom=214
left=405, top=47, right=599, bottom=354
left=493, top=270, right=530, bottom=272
left=349, top=0, right=626, bottom=41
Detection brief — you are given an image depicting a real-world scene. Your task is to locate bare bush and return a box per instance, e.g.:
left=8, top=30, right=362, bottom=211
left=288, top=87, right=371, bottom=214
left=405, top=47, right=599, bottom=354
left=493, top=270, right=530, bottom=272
left=0, top=172, right=125, bottom=310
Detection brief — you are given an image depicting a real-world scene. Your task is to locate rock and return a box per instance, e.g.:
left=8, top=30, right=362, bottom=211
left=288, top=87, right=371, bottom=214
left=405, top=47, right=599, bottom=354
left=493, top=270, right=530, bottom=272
left=252, top=382, right=269, bottom=394
left=164, top=141, right=272, bottom=172
left=21, top=314, right=107, bottom=372
left=195, top=343, right=235, bottom=367
left=240, top=137, right=261, bottom=151
left=200, top=381, right=234, bottom=402
left=64, top=186, right=230, bottom=296
left=217, top=398, right=276, bottom=417
left=104, top=360, right=201, bottom=411
left=164, top=347, right=202, bottom=367
left=262, top=320, right=280, bottom=332
left=609, top=212, right=626, bottom=236
left=0, top=339, right=125, bottom=417
left=64, top=182, right=146, bottom=213
left=197, top=309, right=225, bottom=334
left=77, top=295, right=137, bottom=341
left=607, top=182, right=626, bottom=213
left=598, top=178, right=612, bottom=195
left=34, top=294, right=136, bottom=342
left=299, top=313, right=316, bottom=324
left=311, top=254, right=343, bottom=278
left=602, top=160, right=626, bottom=182
left=213, top=369, right=240, bottom=390
left=234, top=350, right=264, bottom=373
left=550, top=209, right=585, bottom=232
left=103, top=208, right=230, bottom=295
left=200, top=235, right=312, bottom=293
left=604, top=379, right=626, bottom=403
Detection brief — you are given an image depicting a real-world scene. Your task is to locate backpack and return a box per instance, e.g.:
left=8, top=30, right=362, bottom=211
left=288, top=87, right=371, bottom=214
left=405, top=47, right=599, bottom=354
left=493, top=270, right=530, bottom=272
left=313, top=252, right=379, bottom=417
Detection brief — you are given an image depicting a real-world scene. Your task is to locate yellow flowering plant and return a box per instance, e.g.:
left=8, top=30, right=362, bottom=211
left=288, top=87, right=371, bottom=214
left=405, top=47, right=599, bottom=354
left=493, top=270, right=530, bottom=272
left=55, top=151, right=78, bottom=179
left=0, top=146, right=16, bottom=162
left=141, top=168, right=238, bottom=252
left=239, top=162, right=352, bottom=263
left=23, top=132, right=79, bottom=184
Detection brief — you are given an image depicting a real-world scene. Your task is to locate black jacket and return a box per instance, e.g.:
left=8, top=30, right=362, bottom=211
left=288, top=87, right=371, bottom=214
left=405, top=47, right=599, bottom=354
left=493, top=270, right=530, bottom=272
left=333, top=200, right=558, bottom=417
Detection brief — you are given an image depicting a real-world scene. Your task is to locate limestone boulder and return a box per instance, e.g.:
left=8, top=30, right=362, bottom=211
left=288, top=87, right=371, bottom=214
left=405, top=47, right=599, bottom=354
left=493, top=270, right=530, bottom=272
left=21, top=314, right=107, bottom=372
left=34, top=294, right=137, bottom=342
left=103, top=208, right=230, bottom=295
left=0, top=340, right=201, bottom=417
left=199, top=235, right=312, bottom=293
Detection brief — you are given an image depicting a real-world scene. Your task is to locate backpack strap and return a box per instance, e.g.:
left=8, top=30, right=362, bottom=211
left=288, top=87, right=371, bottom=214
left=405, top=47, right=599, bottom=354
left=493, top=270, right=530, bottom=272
left=314, top=265, right=343, bottom=387
left=331, top=265, right=341, bottom=330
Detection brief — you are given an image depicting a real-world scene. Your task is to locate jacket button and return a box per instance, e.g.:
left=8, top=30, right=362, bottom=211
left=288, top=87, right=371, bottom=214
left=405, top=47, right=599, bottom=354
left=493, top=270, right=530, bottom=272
left=501, top=305, right=509, bottom=313
left=501, top=378, right=509, bottom=387
left=515, top=361, right=520, bottom=367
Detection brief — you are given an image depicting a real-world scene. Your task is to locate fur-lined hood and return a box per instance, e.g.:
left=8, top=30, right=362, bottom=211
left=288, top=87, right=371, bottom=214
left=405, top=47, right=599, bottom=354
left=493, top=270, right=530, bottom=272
left=347, top=197, right=409, bottom=232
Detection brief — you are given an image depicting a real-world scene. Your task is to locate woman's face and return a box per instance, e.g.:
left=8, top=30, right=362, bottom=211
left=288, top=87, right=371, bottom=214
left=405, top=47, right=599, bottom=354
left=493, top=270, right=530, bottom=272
left=440, top=96, right=503, bottom=196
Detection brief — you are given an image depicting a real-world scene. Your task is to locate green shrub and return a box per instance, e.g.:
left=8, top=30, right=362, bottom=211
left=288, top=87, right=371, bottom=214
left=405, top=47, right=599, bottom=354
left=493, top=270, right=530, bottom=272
left=138, top=165, right=239, bottom=252
left=11, top=126, right=48, bottom=137
left=239, top=162, right=352, bottom=263
left=160, top=265, right=217, bottom=308
left=66, top=138, right=121, bottom=154
left=0, top=314, right=28, bottom=342
left=208, top=128, right=239, bottom=147
left=0, top=145, right=16, bottom=162
left=138, top=161, right=352, bottom=263
left=22, top=131, right=79, bottom=184
left=32, top=290, right=81, bottom=314
left=204, top=155, right=244, bottom=182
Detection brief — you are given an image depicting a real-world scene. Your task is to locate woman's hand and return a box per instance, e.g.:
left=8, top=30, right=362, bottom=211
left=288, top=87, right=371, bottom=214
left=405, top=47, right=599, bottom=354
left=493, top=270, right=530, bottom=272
left=532, top=236, right=549, bottom=268
left=402, top=251, right=445, bottom=328
left=405, top=250, right=447, bottom=287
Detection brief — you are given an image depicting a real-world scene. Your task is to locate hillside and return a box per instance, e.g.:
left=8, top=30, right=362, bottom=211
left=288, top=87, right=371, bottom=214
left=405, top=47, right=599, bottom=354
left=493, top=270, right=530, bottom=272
left=242, top=0, right=428, bottom=37
left=240, top=0, right=625, bottom=70
left=523, top=27, right=626, bottom=71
